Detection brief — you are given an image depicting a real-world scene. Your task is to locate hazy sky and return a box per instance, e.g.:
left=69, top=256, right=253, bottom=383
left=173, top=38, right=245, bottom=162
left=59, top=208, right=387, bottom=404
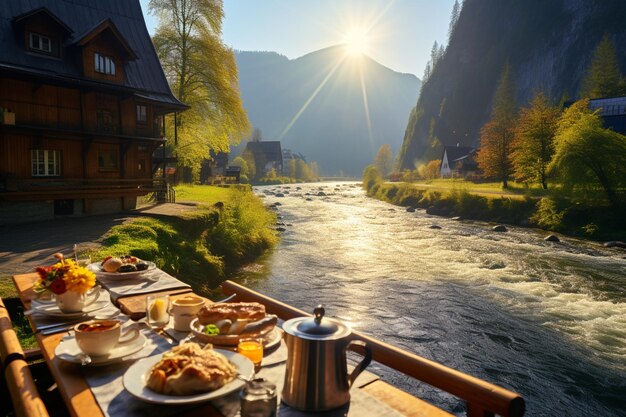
left=139, top=0, right=456, bottom=77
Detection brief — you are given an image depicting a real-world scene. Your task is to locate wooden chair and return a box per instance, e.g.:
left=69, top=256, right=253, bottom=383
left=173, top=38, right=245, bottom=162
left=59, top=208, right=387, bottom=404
left=0, top=297, right=49, bottom=417
left=220, top=280, right=525, bottom=417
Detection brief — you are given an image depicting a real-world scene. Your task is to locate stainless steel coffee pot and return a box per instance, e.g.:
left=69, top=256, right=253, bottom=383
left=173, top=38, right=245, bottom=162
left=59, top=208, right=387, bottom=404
left=281, top=305, right=372, bottom=411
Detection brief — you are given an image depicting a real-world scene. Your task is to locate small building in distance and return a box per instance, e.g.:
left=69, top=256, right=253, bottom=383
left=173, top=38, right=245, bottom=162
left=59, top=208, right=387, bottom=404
left=0, top=1, right=186, bottom=225
left=587, top=96, right=626, bottom=135
left=199, top=151, right=229, bottom=184
left=282, top=148, right=307, bottom=164
left=245, top=141, right=283, bottom=176
left=439, top=145, right=479, bottom=178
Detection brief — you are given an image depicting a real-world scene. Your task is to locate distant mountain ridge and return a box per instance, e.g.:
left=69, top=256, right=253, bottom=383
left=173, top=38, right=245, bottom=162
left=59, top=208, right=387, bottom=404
left=233, top=46, right=421, bottom=176
left=398, top=0, right=626, bottom=169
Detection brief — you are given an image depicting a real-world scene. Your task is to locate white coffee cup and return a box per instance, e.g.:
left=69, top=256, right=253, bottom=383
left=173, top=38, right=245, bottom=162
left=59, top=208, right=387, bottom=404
left=74, top=320, right=139, bottom=356
left=171, top=296, right=205, bottom=331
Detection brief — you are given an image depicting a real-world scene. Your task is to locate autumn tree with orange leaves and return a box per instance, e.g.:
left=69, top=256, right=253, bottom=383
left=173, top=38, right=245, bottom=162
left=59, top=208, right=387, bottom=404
left=477, top=64, right=517, bottom=188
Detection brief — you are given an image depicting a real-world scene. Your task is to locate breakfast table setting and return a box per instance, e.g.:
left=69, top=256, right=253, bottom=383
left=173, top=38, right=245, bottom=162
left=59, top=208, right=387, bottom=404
left=9, top=253, right=436, bottom=417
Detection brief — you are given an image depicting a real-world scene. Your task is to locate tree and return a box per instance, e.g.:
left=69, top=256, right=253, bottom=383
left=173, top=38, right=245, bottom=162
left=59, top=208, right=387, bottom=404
left=231, top=156, right=248, bottom=177
left=580, top=35, right=624, bottom=99
left=477, top=63, right=516, bottom=188
left=149, top=0, right=250, bottom=179
left=448, top=0, right=461, bottom=42
left=374, top=144, right=393, bottom=177
left=241, top=148, right=256, bottom=180
left=511, top=92, right=559, bottom=189
left=551, top=99, right=626, bottom=209
left=418, top=159, right=441, bottom=180
left=251, top=127, right=263, bottom=142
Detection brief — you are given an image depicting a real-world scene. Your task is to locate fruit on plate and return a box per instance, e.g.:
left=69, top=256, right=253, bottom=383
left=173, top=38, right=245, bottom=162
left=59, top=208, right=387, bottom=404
left=101, top=255, right=148, bottom=273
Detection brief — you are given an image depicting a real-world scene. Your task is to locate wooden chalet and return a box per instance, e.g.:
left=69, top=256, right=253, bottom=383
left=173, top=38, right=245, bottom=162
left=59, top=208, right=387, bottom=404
left=439, top=146, right=478, bottom=178
left=245, top=141, right=283, bottom=176
left=0, top=0, right=187, bottom=225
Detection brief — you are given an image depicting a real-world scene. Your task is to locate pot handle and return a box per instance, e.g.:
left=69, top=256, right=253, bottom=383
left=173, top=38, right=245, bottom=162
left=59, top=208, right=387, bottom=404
left=346, top=340, right=372, bottom=388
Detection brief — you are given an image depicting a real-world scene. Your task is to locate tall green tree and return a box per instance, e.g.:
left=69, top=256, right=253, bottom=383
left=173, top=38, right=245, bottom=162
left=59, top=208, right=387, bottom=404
left=448, top=0, right=461, bottom=41
left=551, top=99, right=626, bottom=209
left=374, top=144, right=393, bottom=178
left=149, top=0, right=250, bottom=178
left=511, top=92, right=559, bottom=189
left=580, top=35, right=624, bottom=99
left=477, top=63, right=516, bottom=188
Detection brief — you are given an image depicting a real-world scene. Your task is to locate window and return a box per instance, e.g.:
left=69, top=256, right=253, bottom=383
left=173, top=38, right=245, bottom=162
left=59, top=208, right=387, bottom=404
left=94, top=53, right=116, bottom=75
left=98, top=150, right=119, bottom=171
left=136, top=105, right=147, bottom=123
left=29, top=33, right=52, bottom=53
left=31, top=150, right=61, bottom=176
left=96, top=109, right=115, bottom=133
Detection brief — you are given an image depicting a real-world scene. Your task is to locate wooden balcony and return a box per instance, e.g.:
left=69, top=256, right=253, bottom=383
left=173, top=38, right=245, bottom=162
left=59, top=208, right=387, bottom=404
left=0, top=178, right=165, bottom=201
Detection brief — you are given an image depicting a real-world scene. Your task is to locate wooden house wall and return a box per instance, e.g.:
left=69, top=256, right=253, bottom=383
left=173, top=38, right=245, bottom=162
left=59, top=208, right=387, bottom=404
left=0, top=76, right=162, bottom=186
left=0, top=79, right=81, bottom=128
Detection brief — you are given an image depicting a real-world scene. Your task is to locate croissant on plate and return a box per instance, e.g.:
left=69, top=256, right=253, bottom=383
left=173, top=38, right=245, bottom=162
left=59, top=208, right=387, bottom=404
left=146, top=342, right=236, bottom=395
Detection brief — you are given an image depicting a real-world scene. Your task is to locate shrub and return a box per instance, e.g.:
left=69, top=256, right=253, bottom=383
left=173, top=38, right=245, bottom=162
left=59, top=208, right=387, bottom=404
left=532, top=197, right=567, bottom=230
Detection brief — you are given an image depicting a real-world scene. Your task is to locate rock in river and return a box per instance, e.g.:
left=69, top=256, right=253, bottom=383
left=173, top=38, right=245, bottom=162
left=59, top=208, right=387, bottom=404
left=492, top=225, right=508, bottom=232
left=544, top=234, right=560, bottom=242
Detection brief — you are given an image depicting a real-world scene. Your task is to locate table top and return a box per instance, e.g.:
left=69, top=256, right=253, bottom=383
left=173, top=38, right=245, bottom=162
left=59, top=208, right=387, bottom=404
left=12, top=272, right=453, bottom=417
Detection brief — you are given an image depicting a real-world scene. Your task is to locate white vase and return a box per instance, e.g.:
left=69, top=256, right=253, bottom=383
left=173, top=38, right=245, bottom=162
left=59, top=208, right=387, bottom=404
left=55, top=291, right=87, bottom=313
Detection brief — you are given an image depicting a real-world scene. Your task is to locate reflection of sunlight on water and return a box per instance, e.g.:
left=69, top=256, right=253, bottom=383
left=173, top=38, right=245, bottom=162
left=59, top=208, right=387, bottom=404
left=244, top=183, right=626, bottom=416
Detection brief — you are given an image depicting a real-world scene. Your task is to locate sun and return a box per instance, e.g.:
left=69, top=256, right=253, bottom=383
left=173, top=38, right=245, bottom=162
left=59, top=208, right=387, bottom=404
left=343, top=29, right=369, bottom=56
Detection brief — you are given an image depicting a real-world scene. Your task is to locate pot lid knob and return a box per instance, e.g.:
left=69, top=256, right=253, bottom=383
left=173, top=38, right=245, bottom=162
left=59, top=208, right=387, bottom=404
left=296, top=304, right=339, bottom=335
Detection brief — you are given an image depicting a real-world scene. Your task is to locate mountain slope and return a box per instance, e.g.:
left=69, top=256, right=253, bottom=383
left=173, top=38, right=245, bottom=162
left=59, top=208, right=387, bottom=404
left=398, top=0, right=626, bottom=169
left=234, top=47, right=421, bottom=176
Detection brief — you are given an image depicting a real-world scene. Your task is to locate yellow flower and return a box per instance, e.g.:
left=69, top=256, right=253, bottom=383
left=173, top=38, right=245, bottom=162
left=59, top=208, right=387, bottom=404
left=62, top=262, right=96, bottom=294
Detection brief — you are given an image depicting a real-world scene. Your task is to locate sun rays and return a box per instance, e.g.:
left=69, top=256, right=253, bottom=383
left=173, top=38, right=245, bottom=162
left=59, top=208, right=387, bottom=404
left=278, top=1, right=396, bottom=147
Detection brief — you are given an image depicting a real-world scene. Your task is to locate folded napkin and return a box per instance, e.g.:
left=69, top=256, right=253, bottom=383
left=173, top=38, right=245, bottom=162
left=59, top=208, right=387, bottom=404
left=97, top=268, right=191, bottom=302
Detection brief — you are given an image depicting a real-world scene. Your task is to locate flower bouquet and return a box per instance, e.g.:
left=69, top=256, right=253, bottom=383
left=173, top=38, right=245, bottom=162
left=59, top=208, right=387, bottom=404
left=34, top=253, right=97, bottom=313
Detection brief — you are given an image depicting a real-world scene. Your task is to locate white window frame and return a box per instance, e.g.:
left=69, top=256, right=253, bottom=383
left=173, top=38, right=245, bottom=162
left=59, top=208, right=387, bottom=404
left=31, top=150, right=61, bottom=177
left=136, top=105, right=147, bottom=123
left=94, top=53, right=116, bottom=75
left=29, top=33, right=52, bottom=53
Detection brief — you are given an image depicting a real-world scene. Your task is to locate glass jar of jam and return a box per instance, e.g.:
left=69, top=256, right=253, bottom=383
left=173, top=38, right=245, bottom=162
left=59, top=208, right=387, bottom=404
left=239, top=378, right=277, bottom=417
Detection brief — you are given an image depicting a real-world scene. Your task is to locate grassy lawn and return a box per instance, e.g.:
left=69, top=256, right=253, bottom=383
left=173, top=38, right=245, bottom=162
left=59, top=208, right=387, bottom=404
left=175, top=184, right=247, bottom=204
left=1, top=275, right=37, bottom=349
left=87, top=185, right=277, bottom=294
left=409, top=179, right=552, bottom=200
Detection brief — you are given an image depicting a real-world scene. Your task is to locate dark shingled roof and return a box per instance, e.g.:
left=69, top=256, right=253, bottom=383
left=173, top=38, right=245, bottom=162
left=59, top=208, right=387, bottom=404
left=246, top=141, right=283, bottom=161
left=0, top=0, right=185, bottom=109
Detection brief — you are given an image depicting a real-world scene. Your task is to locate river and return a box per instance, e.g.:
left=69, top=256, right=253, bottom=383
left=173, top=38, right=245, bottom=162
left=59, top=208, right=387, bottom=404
left=233, top=182, right=626, bottom=417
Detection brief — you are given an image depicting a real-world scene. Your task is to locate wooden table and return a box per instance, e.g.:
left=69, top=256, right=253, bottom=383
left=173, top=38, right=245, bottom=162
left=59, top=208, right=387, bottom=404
left=12, top=273, right=453, bottom=417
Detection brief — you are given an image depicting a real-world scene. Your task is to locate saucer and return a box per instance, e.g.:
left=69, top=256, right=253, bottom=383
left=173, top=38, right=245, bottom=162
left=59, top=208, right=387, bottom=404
left=30, top=291, right=108, bottom=318
left=56, top=333, right=147, bottom=366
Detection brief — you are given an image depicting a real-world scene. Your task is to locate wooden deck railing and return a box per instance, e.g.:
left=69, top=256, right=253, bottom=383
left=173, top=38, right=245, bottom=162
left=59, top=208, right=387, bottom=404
left=220, top=280, right=525, bottom=417
left=0, top=297, right=49, bottom=417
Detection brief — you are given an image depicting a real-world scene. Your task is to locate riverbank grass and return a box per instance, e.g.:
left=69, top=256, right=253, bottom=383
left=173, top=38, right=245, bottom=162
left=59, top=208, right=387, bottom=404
left=90, top=185, right=278, bottom=293
left=364, top=168, right=625, bottom=240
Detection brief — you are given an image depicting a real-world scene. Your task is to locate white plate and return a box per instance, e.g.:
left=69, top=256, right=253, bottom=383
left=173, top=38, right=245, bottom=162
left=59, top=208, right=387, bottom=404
left=30, top=291, right=108, bottom=318
left=123, top=349, right=254, bottom=404
left=87, top=261, right=157, bottom=280
left=189, top=317, right=278, bottom=347
left=55, top=333, right=147, bottom=366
